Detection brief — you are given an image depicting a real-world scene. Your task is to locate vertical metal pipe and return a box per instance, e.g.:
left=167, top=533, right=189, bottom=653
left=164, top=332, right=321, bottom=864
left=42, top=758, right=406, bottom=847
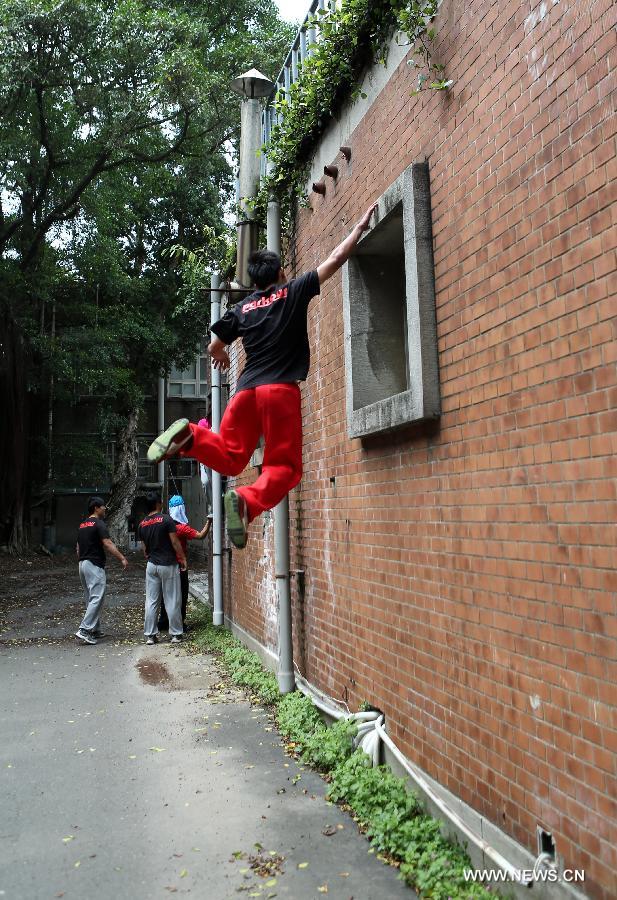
left=157, top=376, right=165, bottom=491
left=210, top=273, right=224, bottom=627
left=236, top=98, right=262, bottom=287
left=267, top=199, right=295, bottom=694
left=291, top=47, right=298, bottom=83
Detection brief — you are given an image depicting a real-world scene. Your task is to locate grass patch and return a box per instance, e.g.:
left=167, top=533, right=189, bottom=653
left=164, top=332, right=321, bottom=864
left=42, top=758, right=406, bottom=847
left=187, top=603, right=496, bottom=899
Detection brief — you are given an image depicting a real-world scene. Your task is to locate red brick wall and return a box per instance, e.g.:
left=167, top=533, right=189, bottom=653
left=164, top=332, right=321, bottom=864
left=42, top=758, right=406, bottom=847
left=223, top=0, right=617, bottom=893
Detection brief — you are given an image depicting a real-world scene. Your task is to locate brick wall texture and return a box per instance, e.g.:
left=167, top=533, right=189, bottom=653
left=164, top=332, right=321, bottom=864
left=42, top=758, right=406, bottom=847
left=222, top=0, right=617, bottom=894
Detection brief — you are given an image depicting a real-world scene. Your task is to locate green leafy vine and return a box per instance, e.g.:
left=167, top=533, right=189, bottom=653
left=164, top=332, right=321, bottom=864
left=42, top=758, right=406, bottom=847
left=255, top=0, right=448, bottom=228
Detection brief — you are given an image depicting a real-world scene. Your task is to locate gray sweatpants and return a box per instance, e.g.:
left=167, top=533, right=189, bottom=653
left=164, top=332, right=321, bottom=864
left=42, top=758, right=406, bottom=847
left=78, top=560, right=107, bottom=634
left=144, top=561, right=183, bottom=637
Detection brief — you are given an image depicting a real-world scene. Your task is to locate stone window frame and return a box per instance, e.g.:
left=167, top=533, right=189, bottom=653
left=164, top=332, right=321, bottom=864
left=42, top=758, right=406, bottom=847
left=342, top=161, right=440, bottom=439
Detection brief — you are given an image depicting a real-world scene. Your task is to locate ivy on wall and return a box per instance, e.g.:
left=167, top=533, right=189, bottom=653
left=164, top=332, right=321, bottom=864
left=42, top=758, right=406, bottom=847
left=256, top=0, right=447, bottom=223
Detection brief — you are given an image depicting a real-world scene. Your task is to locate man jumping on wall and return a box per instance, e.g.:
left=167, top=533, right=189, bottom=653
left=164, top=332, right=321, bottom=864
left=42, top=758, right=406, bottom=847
left=147, top=204, right=377, bottom=549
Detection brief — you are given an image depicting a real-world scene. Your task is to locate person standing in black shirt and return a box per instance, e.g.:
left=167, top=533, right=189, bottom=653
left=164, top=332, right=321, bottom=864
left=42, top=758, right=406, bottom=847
left=147, top=204, right=377, bottom=549
left=137, top=491, right=187, bottom=644
left=76, top=496, right=128, bottom=645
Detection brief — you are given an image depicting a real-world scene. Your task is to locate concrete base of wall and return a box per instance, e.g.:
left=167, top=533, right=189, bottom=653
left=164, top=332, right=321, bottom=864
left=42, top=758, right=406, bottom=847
left=188, top=586, right=587, bottom=900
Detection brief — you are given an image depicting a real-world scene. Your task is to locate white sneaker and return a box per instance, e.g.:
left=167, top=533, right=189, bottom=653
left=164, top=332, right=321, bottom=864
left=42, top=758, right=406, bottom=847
left=145, top=636, right=158, bottom=645
left=170, top=635, right=183, bottom=644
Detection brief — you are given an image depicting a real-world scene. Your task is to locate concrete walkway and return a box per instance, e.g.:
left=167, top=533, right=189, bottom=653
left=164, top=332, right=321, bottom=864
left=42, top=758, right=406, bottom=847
left=0, top=555, right=415, bottom=900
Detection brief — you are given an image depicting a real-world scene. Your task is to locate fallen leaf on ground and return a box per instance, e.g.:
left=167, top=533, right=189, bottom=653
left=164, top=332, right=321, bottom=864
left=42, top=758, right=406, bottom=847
left=297, top=862, right=308, bottom=869
left=149, top=747, right=166, bottom=752
left=322, top=826, right=336, bottom=837
left=318, top=886, right=328, bottom=894
left=179, top=869, right=187, bottom=877
left=62, top=835, right=74, bottom=843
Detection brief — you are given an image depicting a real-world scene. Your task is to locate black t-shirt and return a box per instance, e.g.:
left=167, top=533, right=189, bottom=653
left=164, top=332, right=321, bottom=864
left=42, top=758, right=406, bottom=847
left=211, top=271, right=320, bottom=392
left=77, top=516, right=109, bottom=569
left=137, top=513, right=177, bottom=566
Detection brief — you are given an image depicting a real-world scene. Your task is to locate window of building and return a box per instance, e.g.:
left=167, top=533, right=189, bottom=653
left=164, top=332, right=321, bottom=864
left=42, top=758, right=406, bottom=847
left=137, top=442, right=157, bottom=484
left=167, top=458, right=198, bottom=480
left=342, top=161, right=440, bottom=438
left=167, top=341, right=210, bottom=398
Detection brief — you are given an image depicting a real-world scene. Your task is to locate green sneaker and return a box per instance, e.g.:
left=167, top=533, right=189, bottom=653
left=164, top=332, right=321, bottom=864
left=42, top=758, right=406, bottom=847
left=224, top=490, right=249, bottom=549
left=147, top=419, right=192, bottom=464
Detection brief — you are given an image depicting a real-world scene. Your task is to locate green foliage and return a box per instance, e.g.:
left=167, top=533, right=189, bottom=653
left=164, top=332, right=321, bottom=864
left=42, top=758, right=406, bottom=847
left=329, top=752, right=493, bottom=898
left=188, top=604, right=496, bottom=899
left=256, top=0, right=445, bottom=225
left=0, top=0, right=294, bottom=542
left=328, top=750, right=419, bottom=828
left=400, top=818, right=494, bottom=899
left=222, top=644, right=280, bottom=705
left=276, top=691, right=322, bottom=741
left=299, top=717, right=357, bottom=772
left=52, top=435, right=110, bottom=487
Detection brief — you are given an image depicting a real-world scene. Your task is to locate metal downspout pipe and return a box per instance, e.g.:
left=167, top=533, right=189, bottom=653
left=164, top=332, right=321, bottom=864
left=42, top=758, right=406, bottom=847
left=230, top=69, right=293, bottom=691
left=210, top=273, right=224, bottom=627
left=157, top=376, right=166, bottom=493
left=267, top=198, right=295, bottom=694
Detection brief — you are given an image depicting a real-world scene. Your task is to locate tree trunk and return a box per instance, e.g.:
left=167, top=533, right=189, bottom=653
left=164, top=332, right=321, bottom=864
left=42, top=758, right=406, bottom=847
left=0, top=309, right=30, bottom=552
left=106, top=407, right=139, bottom=548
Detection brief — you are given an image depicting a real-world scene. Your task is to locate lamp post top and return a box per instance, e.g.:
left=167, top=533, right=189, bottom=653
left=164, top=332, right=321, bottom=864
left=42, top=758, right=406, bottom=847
left=230, top=68, right=275, bottom=100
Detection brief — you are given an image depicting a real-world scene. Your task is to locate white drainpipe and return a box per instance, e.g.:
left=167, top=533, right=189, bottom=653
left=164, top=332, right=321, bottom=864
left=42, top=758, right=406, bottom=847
left=210, top=272, right=224, bottom=627
left=157, top=376, right=165, bottom=492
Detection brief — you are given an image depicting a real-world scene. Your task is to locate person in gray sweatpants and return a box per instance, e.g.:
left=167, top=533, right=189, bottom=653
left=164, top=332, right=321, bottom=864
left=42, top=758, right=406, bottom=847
left=137, top=491, right=187, bottom=645
left=76, top=496, right=129, bottom=645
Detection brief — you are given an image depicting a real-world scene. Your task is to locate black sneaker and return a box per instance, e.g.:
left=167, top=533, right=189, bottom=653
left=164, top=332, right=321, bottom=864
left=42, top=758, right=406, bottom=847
left=92, top=630, right=106, bottom=639
left=147, top=419, right=192, bottom=464
left=75, top=629, right=97, bottom=645
left=224, top=490, right=248, bottom=549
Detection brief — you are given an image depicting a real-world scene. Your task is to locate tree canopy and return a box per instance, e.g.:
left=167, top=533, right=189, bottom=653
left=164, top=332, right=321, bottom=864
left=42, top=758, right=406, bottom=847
left=0, top=0, right=293, bottom=547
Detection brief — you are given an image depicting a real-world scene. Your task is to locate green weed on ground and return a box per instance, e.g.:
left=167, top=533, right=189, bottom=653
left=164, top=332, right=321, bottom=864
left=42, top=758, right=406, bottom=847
left=187, top=604, right=496, bottom=899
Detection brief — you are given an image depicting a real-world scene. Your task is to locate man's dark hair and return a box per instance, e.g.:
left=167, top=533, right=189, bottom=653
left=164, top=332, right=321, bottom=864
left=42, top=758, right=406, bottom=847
left=145, top=491, right=162, bottom=512
left=248, top=250, right=281, bottom=289
left=87, top=496, right=105, bottom=514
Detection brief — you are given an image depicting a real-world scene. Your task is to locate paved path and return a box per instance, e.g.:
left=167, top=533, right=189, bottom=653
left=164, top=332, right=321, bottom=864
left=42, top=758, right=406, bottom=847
left=0, top=555, right=414, bottom=900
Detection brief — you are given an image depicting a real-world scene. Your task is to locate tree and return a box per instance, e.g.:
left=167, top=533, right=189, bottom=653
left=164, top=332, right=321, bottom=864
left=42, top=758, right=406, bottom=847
left=0, top=0, right=293, bottom=548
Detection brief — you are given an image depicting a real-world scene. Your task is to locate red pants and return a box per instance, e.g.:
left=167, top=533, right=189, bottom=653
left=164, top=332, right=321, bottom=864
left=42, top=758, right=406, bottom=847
left=181, top=383, right=302, bottom=523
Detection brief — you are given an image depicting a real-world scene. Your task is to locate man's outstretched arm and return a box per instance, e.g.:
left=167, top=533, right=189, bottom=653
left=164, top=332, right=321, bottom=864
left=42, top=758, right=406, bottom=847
left=316, top=203, right=377, bottom=285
